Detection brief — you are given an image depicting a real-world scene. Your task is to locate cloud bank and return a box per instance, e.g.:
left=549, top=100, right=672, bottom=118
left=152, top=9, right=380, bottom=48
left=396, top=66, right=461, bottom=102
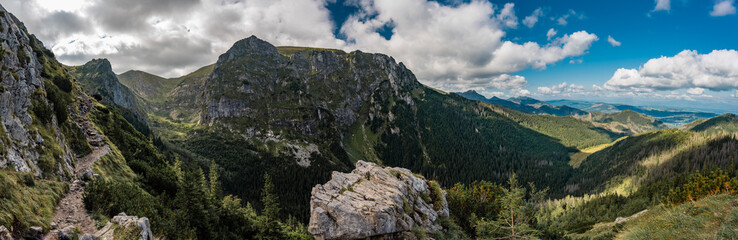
left=605, top=50, right=738, bottom=91
left=4, top=0, right=599, bottom=95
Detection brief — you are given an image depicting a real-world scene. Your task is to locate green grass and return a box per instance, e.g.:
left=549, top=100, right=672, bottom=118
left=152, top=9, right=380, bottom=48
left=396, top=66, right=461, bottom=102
left=619, top=194, right=738, bottom=239
left=685, top=114, right=738, bottom=135
left=568, top=138, right=625, bottom=168
left=343, top=119, right=382, bottom=164
left=275, top=46, right=345, bottom=56
left=116, top=70, right=181, bottom=104
left=0, top=169, right=67, bottom=235
left=92, top=146, right=135, bottom=184
left=499, top=106, right=622, bottom=150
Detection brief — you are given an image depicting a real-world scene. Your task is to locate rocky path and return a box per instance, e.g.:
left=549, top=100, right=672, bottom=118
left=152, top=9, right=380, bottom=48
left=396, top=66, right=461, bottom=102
left=44, top=101, right=109, bottom=239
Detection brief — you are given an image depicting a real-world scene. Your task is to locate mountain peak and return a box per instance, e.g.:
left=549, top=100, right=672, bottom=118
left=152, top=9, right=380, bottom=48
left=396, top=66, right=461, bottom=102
left=81, top=58, right=113, bottom=74
left=218, top=35, right=280, bottom=63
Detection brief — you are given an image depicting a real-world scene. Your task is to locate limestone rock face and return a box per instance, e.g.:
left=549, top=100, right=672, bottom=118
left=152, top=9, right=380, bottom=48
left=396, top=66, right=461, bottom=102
left=0, top=4, right=76, bottom=177
left=200, top=35, right=420, bottom=132
left=198, top=35, right=422, bottom=167
left=308, top=161, right=449, bottom=240
left=70, top=58, right=147, bottom=124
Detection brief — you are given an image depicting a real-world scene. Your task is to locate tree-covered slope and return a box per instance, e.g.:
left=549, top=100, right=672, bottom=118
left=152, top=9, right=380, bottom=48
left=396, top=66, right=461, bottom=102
left=582, top=110, right=668, bottom=135
left=495, top=106, right=623, bottom=150
left=684, top=113, right=738, bottom=135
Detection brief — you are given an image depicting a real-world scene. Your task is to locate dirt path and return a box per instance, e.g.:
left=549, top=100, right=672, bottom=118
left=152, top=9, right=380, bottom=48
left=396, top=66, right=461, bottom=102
left=44, top=100, right=109, bottom=239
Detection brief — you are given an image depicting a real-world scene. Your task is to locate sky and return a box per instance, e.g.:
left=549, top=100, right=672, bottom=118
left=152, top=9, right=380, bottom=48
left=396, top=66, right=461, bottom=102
left=2, top=0, right=737, bottom=113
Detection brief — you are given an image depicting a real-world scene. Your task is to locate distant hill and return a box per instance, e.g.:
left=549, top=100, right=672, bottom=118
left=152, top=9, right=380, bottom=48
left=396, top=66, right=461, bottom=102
left=117, top=70, right=182, bottom=104
left=548, top=99, right=718, bottom=127
left=581, top=110, right=668, bottom=135
left=456, top=91, right=587, bottom=116
left=684, top=114, right=738, bottom=134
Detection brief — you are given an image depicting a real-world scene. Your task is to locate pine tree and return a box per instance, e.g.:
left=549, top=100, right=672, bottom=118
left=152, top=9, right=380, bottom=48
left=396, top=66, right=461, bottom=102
left=209, top=160, right=223, bottom=205
left=257, top=173, right=285, bottom=239
left=261, top=173, right=280, bottom=221
left=475, top=173, right=539, bottom=240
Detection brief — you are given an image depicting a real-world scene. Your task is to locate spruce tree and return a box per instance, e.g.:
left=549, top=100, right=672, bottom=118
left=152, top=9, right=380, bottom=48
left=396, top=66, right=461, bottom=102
left=475, top=173, right=539, bottom=240
left=258, top=173, right=285, bottom=239
left=209, top=160, right=223, bottom=205
left=261, top=173, right=280, bottom=221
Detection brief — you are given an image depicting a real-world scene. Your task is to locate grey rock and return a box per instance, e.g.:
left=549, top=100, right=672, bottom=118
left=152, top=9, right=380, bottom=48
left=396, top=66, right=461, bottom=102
left=94, top=213, right=153, bottom=240
left=0, top=3, right=76, bottom=178
left=58, top=226, right=75, bottom=240
left=308, top=161, right=448, bottom=240
left=28, top=226, right=43, bottom=237
left=78, top=234, right=95, bottom=240
left=81, top=170, right=95, bottom=182
left=69, top=59, right=148, bottom=126
left=0, top=225, right=12, bottom=240
left=50, top=222, right=58, bottom=230
left=198, top=36, right=421, bottom=167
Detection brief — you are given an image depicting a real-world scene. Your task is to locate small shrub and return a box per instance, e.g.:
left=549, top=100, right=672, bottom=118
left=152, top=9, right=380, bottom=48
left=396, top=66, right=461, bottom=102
left=113, top=223, right=142, bottom=239
left=31, top=98, right=53, bottom=125
left=52, top=75, right=73, bottom=93
left=44, top=81, right=69, bottom=124
left=411, top=226, right=427, bottom=239
left=0, top=171, right=14, bottom=199
left=389, top=169, right=402, bottom=179
left=403, top=199, right=413, bottom=215
left=37, top=154, right=56, bottom=176
left=21, top=173, right=35, bottom=187
left=428, top=180, right=443, bottom=211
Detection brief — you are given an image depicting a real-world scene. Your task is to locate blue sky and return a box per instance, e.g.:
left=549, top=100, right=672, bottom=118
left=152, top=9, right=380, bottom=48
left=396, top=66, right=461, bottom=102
left=326, top=0, right=738, bottom=112
left=4, top=0, right=738, bottom=113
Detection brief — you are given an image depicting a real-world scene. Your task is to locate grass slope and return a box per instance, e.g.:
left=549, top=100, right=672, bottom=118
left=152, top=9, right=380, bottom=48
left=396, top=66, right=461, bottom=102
left=0, top=170, right=67, bottom=236
left=685, top=114, right=738, bottom=135
left=577, top=194, right=738, bottom=240
left=117, top=70, right=181, bottom=104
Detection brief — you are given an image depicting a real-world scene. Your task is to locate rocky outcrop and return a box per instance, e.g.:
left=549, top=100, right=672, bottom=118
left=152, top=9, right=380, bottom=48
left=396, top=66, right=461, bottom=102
left=94, top=213, right=154, bottom=240
left=200, top=36, right=420, bottom=131
left=0, top=4, right=76, bottom=177
left=0, top=226, right=11, bottom=240
left=70, top=59, right=144, bottom=112
left=309, top=161, right=449, bottom=240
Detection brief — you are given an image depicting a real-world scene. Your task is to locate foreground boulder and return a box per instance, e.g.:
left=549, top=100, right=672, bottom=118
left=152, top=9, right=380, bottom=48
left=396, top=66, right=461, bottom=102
left=94, top=213, right=153, bottom=240
left=309, top=161, right=449, bottom=240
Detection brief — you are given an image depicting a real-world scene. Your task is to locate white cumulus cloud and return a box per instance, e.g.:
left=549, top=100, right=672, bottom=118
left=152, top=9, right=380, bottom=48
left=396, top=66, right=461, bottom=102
left=556, top=9, right=583, bottom=26
left=497, top=3, right=518, bottom=29
left=605, top=49, right=738, bottom=91
left=522, top=8, right=543, bottom=28
left=342, top=0, right=598, bottom=92
left=607, top=35, right=621, bottom=47
left=547, top=28, right=557, bottom=40
left=710, top=0, right=736, bottom=17
left=687, top=87, right=706, bottom=95
left=653, top=0, right=671, bottom=12
left=537, top=82, right=585, bottom=96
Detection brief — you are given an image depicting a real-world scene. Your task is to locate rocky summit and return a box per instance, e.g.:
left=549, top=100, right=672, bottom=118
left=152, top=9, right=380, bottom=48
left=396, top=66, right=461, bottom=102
left=309, top=160, right=449, bottom=240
